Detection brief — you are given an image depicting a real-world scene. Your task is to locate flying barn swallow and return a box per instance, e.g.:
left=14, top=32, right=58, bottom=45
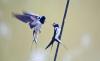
left=13, top=11, right=46, bottom=44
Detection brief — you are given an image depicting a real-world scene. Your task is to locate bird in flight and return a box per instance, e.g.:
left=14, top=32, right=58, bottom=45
left=13, top=11, right=46, bottom=44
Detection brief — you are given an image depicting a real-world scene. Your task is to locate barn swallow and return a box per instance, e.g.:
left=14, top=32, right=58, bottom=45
left=45, top=23, right=62, bottom=49
left=13, top=11, right=46, bottom=44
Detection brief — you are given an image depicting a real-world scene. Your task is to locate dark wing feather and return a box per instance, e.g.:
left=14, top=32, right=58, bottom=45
left=23, top=12, right=38, bottom=18
left=14, top=14, right=33, bottom=23
left=45, top=39, right=54, bottom=49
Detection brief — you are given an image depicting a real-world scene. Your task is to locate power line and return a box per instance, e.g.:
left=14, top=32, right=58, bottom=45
left=54, top=0, right=70, bottom=61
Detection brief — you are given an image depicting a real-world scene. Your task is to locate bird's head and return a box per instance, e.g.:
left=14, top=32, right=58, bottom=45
left=53, top=23, right=59, bottom=27
left=39, top=16, right=46, bottom=24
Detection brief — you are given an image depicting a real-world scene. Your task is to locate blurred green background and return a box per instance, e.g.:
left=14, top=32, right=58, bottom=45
left=0, top=0, right=100, bottom=61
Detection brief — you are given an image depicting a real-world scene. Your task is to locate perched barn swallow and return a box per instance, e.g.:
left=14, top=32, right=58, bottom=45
left=45, top=23, right=62, bottom=49
left=13, top=11, right=46, bottom=44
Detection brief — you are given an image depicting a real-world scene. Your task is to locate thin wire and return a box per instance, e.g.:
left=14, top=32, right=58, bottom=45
left=54, top=0, right=70, bottom=61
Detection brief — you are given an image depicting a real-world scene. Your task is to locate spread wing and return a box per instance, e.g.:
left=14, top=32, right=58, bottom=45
left=13, top=13, right=33, bottom=23
left=23, top=11, right=39, bottom=17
